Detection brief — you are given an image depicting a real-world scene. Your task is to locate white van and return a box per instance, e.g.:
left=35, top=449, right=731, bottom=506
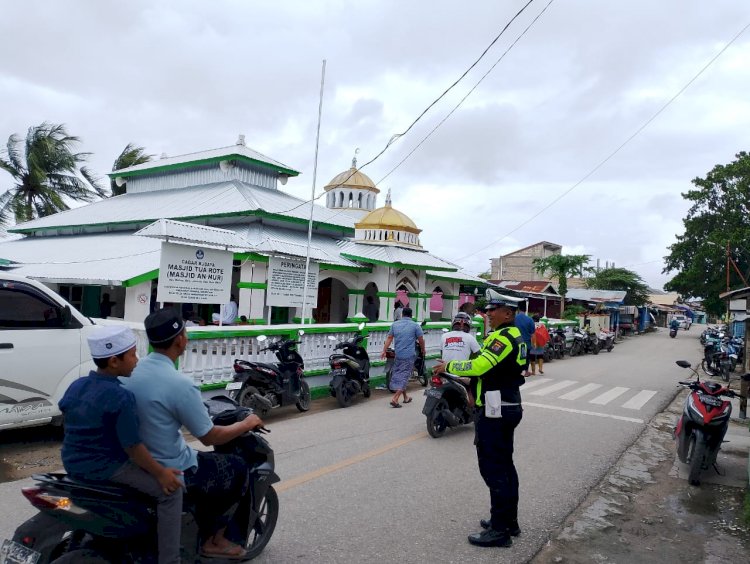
left=0, top=273, right=104, bottom=430
left=671, top=314, right=691, bottom=330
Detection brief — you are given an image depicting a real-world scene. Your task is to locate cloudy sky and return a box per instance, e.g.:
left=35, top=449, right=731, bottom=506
left=1, top=0, right=749, bottom=289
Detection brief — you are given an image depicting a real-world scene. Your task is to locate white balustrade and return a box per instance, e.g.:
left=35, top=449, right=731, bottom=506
left=170, top=322, right=457, bottom=387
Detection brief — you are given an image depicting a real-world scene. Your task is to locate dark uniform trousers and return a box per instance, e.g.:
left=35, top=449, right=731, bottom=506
left=474, top=404, right=523, bottom=531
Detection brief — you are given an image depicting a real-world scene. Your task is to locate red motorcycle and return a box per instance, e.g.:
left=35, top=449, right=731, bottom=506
left=673, top=360, right=737, bottom=485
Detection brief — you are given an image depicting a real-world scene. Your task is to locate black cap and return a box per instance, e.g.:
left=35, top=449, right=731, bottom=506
left=145, top=308, right=186, bottom=344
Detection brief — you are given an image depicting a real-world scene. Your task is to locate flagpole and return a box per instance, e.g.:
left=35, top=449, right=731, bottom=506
left=301, top=59, right=326, bottom=326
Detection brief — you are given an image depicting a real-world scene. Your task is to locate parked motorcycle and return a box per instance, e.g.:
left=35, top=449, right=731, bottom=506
left=550, top=328, right=567, bottom=359
left=569, top=327, right=586, bottom=357
left=582, top=328, right=600, bottom=355
left=673, top=360, right=737, bottom=485
left=702, top=338, right=733, bottom=382
left=8, top=396, right=279, bottom=563
left=597, top=329, right=615, bottom=352
left=327, top=323, right=371, bottom=407
left=423, top=371, right=474, bottom=438
left=228, top=333, right=311, bottom=417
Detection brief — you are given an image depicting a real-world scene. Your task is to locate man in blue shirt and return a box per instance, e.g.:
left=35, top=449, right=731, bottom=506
left=124, top=308, right=263, bottom=560
left=514, top=303, right=535, bottom=375
left=59, top=325, right=184, bottom=564
left=381, top=307, right=425, bottom=407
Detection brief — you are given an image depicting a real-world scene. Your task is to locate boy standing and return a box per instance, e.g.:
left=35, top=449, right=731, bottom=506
left=59, top=326, right=183, bottom=564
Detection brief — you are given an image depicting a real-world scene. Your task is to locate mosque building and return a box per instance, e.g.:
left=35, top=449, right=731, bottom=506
left=0, top=137, right=485, bottom=324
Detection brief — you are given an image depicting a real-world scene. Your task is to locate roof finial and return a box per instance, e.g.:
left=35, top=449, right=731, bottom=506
left=352, top=147, right=360, bottom=169
left=385, top=188, right=392, bottom=206
left=236, top=134, right=246, bottom=146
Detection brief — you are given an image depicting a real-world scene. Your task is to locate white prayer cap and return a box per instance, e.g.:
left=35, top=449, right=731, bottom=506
left=87, top=326, right=137, bottom=359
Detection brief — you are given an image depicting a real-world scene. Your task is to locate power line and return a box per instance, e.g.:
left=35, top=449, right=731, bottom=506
left=273, top=0, right=537, bottom=217
left=377, top=0, right=555, bottom=185
left=451, top=20, right=750, bottom=264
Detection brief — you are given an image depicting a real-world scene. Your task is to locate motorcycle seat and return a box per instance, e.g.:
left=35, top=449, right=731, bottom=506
left=33, top=473, right=154, bottom=504
left=245, top=362, right=281, bottom=375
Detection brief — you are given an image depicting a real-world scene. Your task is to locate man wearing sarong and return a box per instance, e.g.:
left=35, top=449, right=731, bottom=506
left=381, top=307, right=425, bottom=408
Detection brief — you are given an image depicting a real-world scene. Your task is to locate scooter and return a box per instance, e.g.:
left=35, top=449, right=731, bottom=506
left=669, top=326, right=678, bottom=338
left=327, top=324, right=371, bottom=407
left=673, top=360, right=737, bottom=486
left=228, top=333, right=311, bottom=417
left=582, top=328, right=600, bottom=355
left=569, top=327, right=586, bottom=356
left=597, top=329, right=615, bottom=352
left=423, top=371, right=474, bottom=438
left=550, top=328, right=567, bottom=359
left=7, top=396, right=279, bottom=563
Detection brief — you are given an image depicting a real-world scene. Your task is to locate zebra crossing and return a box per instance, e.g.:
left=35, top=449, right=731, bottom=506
left=522, top=377, right=657, bottom=411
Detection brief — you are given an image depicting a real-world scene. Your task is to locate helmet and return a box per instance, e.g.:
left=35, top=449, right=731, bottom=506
left=452, top=312, right=472, bottom=333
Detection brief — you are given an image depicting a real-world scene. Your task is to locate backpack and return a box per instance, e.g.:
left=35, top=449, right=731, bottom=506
left=533, top=323, right=550, bottom=347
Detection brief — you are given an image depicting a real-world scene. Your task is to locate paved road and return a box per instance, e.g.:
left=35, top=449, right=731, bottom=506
left=0, top=328, right=702, bottom=562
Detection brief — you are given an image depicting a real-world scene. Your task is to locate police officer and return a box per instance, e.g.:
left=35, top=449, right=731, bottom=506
left=433, top=289, right=526, bottom=548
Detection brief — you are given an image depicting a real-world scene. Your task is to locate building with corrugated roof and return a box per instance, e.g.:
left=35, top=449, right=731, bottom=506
left=0, top=139, right=484, bottom=324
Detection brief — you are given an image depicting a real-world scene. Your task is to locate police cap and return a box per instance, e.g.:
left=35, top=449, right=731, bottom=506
left=483, top=289, right=524, bottom=310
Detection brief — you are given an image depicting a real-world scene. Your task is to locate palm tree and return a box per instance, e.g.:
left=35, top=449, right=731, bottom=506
left=0, top=122, right=106, bottom=226
left=111, top=143, right=153, bottom=195
left=532, top=254, right=592, bottom=315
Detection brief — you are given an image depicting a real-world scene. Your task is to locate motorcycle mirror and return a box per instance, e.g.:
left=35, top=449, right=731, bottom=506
left=327, top=335, right=337, bottom=341
left=358, top=322, right=366, bottom=330
left=299, top=330, right=305, bottom=336
left=675, top=360, right=691, bottom=368
left=257, top=335, right=268, bottom=343
left=442, top=328, right=448, bottom=332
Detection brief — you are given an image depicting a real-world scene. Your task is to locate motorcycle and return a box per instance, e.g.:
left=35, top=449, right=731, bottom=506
left=327, top=323, right=371, bottom=407
left=569, top=327, right=586, bottom=357
left=423, top=371, right=474, bottom=438
left=669, top=326, right=677, bottom=338
left=673, top=360, right=737, bottom=486
left=582, top=328, right=600, bottom=355
left=597, top=329, right=615, bottom=352
left=228, top=333, right=311, bottom=417
left=550, top=328, right=567, bottom=359
left=7, top=396, right=279, bottom=563
left=702, top=338, right=734, bottom=382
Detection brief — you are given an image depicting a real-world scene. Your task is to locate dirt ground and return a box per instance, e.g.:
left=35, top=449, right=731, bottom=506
left=532, top=395, right=750, bottom=564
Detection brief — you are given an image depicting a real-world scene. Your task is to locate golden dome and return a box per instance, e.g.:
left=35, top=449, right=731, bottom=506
left=355, top=200, right=421, bottom=235
left=324, top=166, right=380, bottom=193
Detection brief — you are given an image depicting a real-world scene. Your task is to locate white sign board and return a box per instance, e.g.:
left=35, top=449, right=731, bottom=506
left=267, top=256, right=319, bottom=308
left=157, top=242, right=233, bottom=304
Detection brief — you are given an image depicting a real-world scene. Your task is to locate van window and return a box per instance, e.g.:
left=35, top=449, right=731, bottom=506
left=0, top=282, right=66, bottom=329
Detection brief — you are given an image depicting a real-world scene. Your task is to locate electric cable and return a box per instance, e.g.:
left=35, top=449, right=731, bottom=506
left=450, top=20, right=750, bottom=264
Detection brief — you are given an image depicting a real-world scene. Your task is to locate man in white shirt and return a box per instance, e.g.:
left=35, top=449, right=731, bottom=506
left=211, top=295, right=238, bottom=325
left=441, top=313, right=481, bottom=362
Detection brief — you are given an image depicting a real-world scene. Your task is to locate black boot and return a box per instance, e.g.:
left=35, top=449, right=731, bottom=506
left=480, top=518, right=521, bottom=536
left=468, top=528, right=512, bottom=547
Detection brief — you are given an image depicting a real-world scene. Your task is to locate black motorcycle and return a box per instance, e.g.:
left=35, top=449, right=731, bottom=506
left=550, top=328, right=567, bottom=359
left=423, top=371, right=474, bottom=438
left=569, top=327, right=586, bottom=356
left=228, top=334, right=311, bottom=417
left=328, top=325, right=371, bottom=407
left=9, top=396, right=279, bottom=563
left=582, top=328, right=600, bottom=355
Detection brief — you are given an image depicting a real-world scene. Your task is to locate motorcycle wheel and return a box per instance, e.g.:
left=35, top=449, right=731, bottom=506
left=687, top=433, right=708, bottom=486
left=243, top=486, right=279, bottom=560
left=295, top=381, right=311, bottom=412
left=238, top=385, right=269, bottom=418
left=592, top=342, right=600, bottom=355
left=426, top=399, right=449, bottom=438
left=362, top=382, right=371, bottom=398
left=700, top=359, right=718, bottom=377
left=51, top=549, right=110, bottom=563
left=335, top=383, right=353, bottom=408
left=607, top=344, right=614, bottom=352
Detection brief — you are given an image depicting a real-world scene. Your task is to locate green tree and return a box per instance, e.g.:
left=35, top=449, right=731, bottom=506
left=586, top=267, right=650, bottom=306
left=0, top=122, right=106, bottom=226
left=111, top=143, right=153, bottom=195
left=532, top=254, right=591, bottom=315
left=663, top=151, right=750, bottom=316
left=477, top=270, right=492, bottom=280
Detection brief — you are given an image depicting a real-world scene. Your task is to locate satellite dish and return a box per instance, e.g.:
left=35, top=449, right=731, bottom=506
left=114, top=177, right=126, bottom=187
left=219, top=160, right=234, bottom=173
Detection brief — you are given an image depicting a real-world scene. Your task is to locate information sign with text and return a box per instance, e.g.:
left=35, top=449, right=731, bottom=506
left=267, top=256, right=319, bottom=308
left=157, top=243, right=233, bottom=304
